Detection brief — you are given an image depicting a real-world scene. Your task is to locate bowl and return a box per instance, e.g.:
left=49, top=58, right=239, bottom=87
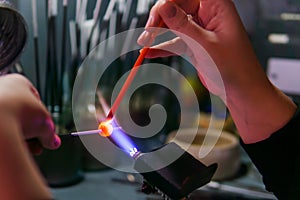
left=0, top=2, right=27, bottom=72
left=167, top=128, right=240, bottom=180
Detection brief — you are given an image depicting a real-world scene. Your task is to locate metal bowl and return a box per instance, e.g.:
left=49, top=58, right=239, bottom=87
left=167, top=128, right=241, bottom=181
left=0, top=1, right=27, bottom=73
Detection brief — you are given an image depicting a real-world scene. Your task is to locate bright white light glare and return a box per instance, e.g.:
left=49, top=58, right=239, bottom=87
left=281, top=13, right=300, bottom=21
left=129, top=147, right=139, bottom=157
left=87, top=104, right=96, bottom=113
left=268, top=33, right=289, bottom=44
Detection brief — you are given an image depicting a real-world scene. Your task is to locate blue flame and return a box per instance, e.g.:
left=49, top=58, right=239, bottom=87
left=108, top=120, right=139, bottom=157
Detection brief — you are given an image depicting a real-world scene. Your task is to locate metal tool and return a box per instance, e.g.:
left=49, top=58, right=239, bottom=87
left=0, top=1, right=27, bottom=74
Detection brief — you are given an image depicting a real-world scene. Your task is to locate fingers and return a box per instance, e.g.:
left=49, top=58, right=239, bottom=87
left=29, top=84, right=41, bottom=101
left=23, top=104, right=61, bottom=150
left=36, top=118, right=61, bottom=150
left=145, top=37, right=188, bottom=58
left=157, top=1, right=209, bottom=47
left=5, top=74, right=41, bottom=101
left=145, top=48, right=175, bottom=59
left=137, top=28, right=168, bottom=47
left=138, top=31, right=157, bottom=47
left=145, top=0, right=200, bottom=30
left=20, top=91, right=60, bottom=150
left=25, top=85, right=61, bottom=151
left=0, top=74, right=61, bottom=151
left=139, top=0, right=210, bottom=51
left=20, top=75, right=61, bottom=150
left=138, top=0, right=200, bottom=47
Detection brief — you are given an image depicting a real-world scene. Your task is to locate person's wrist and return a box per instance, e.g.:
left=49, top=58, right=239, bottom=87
left=226, top=80, right=297, bottom=144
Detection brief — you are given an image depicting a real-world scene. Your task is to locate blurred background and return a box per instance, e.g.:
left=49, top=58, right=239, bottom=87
left=3, top=0, right=300, bottom=199
left=10, top=0, right=300, bottom=102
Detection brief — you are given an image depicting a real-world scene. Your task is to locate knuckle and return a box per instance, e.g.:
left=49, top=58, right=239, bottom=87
left=172, top=14, right=193, bottom=32
left=174, top=15, right=189, bottom=30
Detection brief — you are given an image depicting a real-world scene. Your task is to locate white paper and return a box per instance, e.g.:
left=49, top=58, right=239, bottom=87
left=267, top=57, right=300, bottom=95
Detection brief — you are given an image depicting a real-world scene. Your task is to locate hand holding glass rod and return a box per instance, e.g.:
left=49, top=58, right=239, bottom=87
left=105, top=0, right=176, bottom=120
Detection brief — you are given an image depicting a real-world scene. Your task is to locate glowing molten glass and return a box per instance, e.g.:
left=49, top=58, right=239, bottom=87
left=98, top=119, right=113, bottom=137
left=96, top=119, right=139, bottom=157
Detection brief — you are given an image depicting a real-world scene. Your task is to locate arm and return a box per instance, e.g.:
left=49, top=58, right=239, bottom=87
left=138, top=0, right=297, bottom=144
left=240, top=106, right=300, bottom=199
left=0, top=114, right=54, bottom=199
left=0, top=74, right=60, bottom=199
left=138, top=0, right=298, bottom=198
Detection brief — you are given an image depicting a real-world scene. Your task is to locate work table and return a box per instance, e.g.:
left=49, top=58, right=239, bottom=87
left=51, top=148, right=277, bottom=200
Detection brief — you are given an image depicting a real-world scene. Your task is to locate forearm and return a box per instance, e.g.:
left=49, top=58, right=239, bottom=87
left=0, top=113, right=53, bottom=200
left=225, top=67, right=297, bottom=144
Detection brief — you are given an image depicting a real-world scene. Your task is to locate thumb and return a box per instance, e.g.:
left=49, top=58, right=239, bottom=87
left=158, top=1, right=208, bottom=47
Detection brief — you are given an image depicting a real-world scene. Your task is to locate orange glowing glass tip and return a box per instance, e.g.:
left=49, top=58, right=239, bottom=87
left=98, top=119, right=113, bottom=137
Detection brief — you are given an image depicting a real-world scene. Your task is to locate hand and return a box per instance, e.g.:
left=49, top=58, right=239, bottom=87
left=0, top=74, right=57, bottom=199
left=138, top=0, right=297, bottom=144
left=0, top=74, right=61, bottom=153
left=138, top=0, right=263, bottom=98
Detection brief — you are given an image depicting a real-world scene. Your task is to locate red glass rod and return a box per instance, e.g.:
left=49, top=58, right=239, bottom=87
left=106, top=47, right=150, bottom=119
left=105, top=18, right=166, bottom=120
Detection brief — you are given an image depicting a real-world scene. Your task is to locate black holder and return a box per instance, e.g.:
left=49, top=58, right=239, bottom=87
left=134, top=142, right=217, bottom=200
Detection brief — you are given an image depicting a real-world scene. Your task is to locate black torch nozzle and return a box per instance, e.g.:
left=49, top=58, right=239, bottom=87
left=134, top=142, right=217, bottom=200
